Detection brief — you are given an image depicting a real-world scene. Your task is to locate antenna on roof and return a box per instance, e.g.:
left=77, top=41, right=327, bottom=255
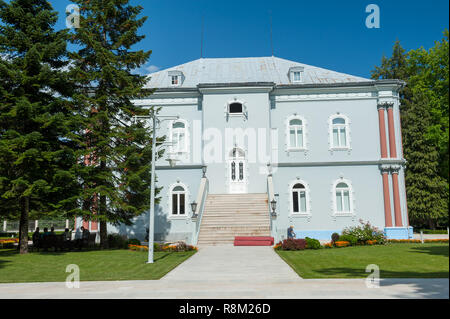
left=200, top=16, right=204, bottom=58
left=269, top=11, right=274, bottom=57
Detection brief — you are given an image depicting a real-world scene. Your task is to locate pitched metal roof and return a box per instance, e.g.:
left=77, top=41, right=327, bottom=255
left=144, top=56, right=373, bottom=89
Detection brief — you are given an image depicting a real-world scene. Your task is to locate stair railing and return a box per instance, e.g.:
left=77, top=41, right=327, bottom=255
left=191, top=177, right=209, bottom=245
left=267, top=174, right=275, bottom=233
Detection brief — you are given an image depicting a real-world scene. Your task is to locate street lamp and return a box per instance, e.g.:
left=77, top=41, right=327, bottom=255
left=190, top=201, right=198, bottom=219
left=270, top=199, right=277, bottom=218
left=134, top=110, right=178, bottom=264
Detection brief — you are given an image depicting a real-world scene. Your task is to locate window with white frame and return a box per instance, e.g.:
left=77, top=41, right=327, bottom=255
left=334, top=182, right=352, bottom=214
left=330, top=116, right=349, bottom=149
left=288, top=66, right=304, bottom=83
left=171, top=185, right=186, bottom=216
left=292, top=71, right=302, bottom=82
left=291, top=183, right=309, bottom=214
left=171, top=75, right=179, bottom=86
left=288, top=118, right=305, bottom=149
left=170, top=120, right=188, bottom=153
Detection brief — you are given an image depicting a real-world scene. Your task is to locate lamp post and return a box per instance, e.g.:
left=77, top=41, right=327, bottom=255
left=190, top=201, right=198, bottom=219
left=270, top=199, right=277, bottom=218
left=134, top=110, right=178, bottom=264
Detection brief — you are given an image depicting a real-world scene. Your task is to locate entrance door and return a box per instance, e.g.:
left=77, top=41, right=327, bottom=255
left=228, top=148, right=247, bottom=194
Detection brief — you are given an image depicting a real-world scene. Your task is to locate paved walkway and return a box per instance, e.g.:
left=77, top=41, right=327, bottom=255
left=0, top=245, right=448, bottom=299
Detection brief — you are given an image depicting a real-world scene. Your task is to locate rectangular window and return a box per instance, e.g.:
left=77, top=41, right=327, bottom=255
left=293, top=71, right=302, bottom=82
left=171, top=76, right=179, bottom=85
left=172, top=194, right=178, bottom=215
left=333, top=128, right=339, bottom=147
left=179, top=194, right=185, bottom=215
left=299, top=192, right=307, bottom=212
left=292, top=192, right=299, bottom=213
left=336, top=192, right=343, bottom=212
left=343, top=191, right=350, bottom=212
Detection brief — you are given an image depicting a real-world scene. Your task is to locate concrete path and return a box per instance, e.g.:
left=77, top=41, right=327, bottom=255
left=163, top=245, right=300, bottom=283
left=0, top=245, right=448, bottom=299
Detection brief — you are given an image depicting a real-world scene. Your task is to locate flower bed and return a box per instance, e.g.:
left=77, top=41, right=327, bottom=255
left=0, top=238, right=18, bottom=249
left=334, top=241, right=350, bottom=248
left=128, top=242, right=198, bottom=252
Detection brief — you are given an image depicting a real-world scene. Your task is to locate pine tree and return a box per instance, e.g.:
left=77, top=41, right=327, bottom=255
left=68, top=0, right=160, bottom=247
left=401, top=92, right=448, bottom=228
left=0, top=0, right=78, bottom=253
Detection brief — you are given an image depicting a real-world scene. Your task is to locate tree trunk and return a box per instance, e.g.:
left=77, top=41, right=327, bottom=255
left=19, top=196, right=29, bottom=254
left=99, top=193, right=108, bottom=249
left=427, top=218, right=436, bottom=230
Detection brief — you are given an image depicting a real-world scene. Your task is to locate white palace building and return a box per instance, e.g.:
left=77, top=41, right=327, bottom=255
left=102, top=56, right=413, bottom=245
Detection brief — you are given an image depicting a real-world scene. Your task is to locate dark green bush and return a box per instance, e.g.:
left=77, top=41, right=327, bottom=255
left=338, top=234, right=358, bottom=246
left=126, top=238, right=141, bottom=246
left=305, top=237, right=321, bottom=249
left=331, top=233, right=340, bottom=243
left=107, top=234, right=128, bottom=249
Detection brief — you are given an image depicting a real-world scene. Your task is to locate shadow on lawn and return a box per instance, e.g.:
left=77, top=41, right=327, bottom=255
left=409, top=245, right=449, bottom=258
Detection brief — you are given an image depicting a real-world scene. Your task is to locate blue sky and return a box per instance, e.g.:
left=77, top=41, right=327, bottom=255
left=50, top=0, right=448, bottom=79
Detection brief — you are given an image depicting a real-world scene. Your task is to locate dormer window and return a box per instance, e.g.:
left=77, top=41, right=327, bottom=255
left=168, top=70, right=184, bottom=86
left=289, top=66, right=304, bottom=84
left=171, top=76, right=179, bottom=85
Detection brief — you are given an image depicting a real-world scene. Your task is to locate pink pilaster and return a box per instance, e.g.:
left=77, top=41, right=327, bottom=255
left=387, top=106, right=397, bottom=158
left=382, top=171, right=393, bottom=227
left=392, top=171, right=403, bottom=227
left=378, top=107, right=388, bottom=158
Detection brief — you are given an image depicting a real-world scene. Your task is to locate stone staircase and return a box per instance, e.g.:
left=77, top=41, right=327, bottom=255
left=197, top=193, right=271, bottom=246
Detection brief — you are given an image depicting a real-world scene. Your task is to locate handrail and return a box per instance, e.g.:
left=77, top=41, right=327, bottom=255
left=267, top=175, right=275, bottom=231
left=192, top=177, right=209, bottom=245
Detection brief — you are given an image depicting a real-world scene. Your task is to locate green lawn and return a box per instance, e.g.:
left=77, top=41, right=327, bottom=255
left=276, top=243, right=449, bottom=279
left=0, top=248, right=196, bottom=283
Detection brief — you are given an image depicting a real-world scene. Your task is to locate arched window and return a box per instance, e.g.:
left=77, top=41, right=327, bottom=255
left=229, top=102, right=243, bottom=114
left=171, top=185, right=186, bottom=215
left=330, top=116, right=349, bottom=149
left=291, top=182, right=310, bottom=215
left=288, top=118, right=305, bottom=149
left=170, top=120, right=188, bottom=153
left=334, top=181, right=352, bottom=214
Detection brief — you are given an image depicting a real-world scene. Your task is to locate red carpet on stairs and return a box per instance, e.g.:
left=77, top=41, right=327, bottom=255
left=234, top=236, right=274, bottom=246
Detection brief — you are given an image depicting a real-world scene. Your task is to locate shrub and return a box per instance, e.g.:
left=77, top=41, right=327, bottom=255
left=279, top=238, right=307, bottom=251
left=342, top=219, right=385, bottom=244
left=338, top=234, right=358, bottom=246
left=127, top=238, right=141, bottom=246
left=305, top=237, right=321, bottom=249
left=331, top=233, right=340, bottom=243
left=107, top=234, right=128, bottom=249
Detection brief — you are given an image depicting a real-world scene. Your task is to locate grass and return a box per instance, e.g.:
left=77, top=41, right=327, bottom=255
left=0, top=248, right=196, bottom=283
left=276, top=243, right=449, bottom=279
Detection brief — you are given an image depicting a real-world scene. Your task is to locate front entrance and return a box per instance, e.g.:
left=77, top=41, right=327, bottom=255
left=228, top=147, right=247, bottom=194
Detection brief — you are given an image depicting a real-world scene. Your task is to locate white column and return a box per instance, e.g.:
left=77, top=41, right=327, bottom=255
left=3, top=220, right=6, bottom=232
left=65, top=219, right=69, bottom=229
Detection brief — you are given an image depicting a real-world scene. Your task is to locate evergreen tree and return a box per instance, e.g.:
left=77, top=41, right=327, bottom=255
left=0, top=0, right=78, bottom=253
left=401, top=92, right=448, bottom=228
left=68, top=0, right=160, bottom=247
